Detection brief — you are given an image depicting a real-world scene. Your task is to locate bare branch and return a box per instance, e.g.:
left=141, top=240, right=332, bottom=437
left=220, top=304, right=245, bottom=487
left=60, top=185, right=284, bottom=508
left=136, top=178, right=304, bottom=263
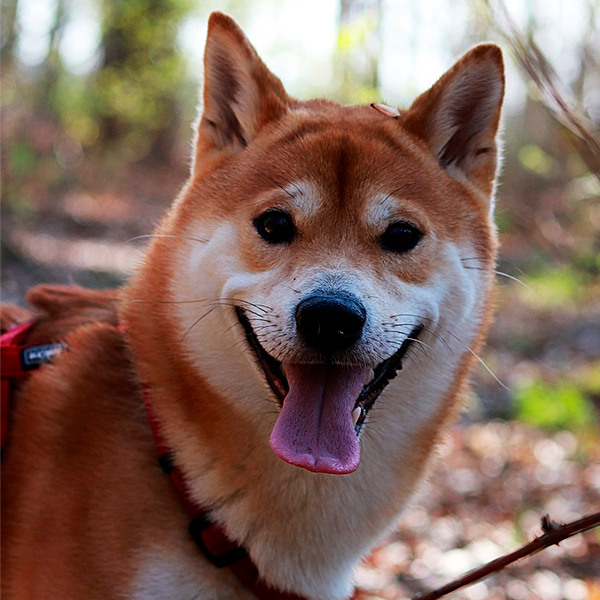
left=412, top=511, right=600, bottom=600
left=482, top=0, right=600, bottom=175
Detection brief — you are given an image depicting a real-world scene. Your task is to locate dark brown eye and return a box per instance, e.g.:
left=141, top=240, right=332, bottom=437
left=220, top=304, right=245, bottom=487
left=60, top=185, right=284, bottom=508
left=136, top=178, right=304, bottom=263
left=254, top=210, right=295, bottom=244
left=381, top=222, right=422, bottom=253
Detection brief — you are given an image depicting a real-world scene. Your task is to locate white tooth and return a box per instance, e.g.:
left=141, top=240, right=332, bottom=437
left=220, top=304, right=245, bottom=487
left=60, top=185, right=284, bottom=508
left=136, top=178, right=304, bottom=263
left=366, top=369, right=375, bottom=384
left=352, top=407, right=362, bottom=427
left=280, top=363, right=286, bottom=377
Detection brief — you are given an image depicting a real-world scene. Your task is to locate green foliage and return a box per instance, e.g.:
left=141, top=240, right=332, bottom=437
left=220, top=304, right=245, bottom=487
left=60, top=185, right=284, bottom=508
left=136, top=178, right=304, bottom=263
left=84, top=0, right=193, bottom=159
left=337, top=15, right=376, bottom=52
left=518, top=143, right=555, bottom=176
left=512, top=360, right=600, bottom=438
left=9, top=143, right=37, bottom=176
left=518, top=266, right=592, bottom=308
left=494, top=210, right=514, bottom=234
left=513, top=380, right=595, bottom=433
left=334, top=9, right=380, bottom=104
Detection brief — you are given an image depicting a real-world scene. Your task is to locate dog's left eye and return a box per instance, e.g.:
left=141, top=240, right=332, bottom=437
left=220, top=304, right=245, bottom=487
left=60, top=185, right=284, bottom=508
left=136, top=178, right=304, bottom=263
left=381, top=222, right=422, bottom=253
left=254, top=210, right=295, bottom=244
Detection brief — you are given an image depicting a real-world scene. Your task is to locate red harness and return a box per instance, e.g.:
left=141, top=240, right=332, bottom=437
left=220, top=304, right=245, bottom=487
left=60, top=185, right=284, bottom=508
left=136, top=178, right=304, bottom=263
left=0, top=321, right=308, bottom=600
left=1, top=321, right=65, bottom=451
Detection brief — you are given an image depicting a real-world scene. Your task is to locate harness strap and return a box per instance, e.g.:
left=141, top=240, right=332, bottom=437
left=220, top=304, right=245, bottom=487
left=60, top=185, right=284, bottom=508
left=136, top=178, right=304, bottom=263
left=1, top=321, right=38, bottom=378
left=1, top=378, right=7, bottom=449
left=1, top=321, right=64, bottom=451
left=142, top=386, right=307, bottom=600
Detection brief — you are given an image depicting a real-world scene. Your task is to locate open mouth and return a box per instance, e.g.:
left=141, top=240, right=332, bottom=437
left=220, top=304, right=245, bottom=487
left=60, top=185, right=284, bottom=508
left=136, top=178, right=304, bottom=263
left=236, top=307, right=422, bottom=474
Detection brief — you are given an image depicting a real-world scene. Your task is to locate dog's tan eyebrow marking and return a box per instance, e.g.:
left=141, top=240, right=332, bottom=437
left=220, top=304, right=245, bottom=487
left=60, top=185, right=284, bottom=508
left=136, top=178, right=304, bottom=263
left=364, top=193, right=403, bottom=228
left=281, top=181, right=321, bottom=217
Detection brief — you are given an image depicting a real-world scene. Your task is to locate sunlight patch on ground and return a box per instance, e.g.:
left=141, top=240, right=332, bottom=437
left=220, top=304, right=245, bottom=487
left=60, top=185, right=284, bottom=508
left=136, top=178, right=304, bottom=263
left=9, top=229, right=143, bottom=275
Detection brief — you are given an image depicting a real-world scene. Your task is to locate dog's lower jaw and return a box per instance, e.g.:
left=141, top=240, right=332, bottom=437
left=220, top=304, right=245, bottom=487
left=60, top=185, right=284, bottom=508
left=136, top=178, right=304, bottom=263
left=165, top=376, right=463, bottom=600
left=154, top=320, right=485, bottom=598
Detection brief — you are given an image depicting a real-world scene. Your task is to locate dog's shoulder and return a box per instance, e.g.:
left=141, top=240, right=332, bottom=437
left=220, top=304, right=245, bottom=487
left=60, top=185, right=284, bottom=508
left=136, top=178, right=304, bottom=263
left=2, top=285, right=142, bottom=466
left=2, top=284, right=119, bottom=342
left=1, top=284, right=146, bottom=485
left=0, top=287, right=174, bottom=595
left=34, top=284, right=117, bottom=334
left=0, top=304, right=33, bottom=333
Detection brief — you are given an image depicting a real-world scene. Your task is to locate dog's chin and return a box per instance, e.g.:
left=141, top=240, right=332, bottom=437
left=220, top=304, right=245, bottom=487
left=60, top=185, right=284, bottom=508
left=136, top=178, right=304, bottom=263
left=235, top=307, right=422, bottom=474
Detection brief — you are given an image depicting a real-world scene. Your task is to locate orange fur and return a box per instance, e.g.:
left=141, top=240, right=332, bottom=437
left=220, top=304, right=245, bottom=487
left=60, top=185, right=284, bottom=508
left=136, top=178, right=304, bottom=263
left=2, top=12, right=504, bottom=600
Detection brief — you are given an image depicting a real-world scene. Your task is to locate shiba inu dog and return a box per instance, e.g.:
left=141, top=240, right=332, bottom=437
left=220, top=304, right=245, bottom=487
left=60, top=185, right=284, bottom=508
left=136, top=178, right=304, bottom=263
left=1, top=11, right=505, bottom=600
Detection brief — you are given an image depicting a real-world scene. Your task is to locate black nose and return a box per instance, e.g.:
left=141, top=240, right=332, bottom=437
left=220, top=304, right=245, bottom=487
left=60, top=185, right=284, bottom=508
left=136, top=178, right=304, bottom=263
left=295, top=292, right=366, bottom=353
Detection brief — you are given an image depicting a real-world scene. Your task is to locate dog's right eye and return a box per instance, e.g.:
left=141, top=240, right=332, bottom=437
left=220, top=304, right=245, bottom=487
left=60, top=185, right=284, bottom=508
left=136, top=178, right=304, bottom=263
left=381, top=221, right=422, bottom=253
left=254, top=210, right=295, bottom=244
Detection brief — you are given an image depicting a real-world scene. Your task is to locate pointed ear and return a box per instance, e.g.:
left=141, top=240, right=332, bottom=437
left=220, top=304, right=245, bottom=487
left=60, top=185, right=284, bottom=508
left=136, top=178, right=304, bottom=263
left=401, top=44, right=505, bottom=200
left=195, top=12, right=290, bottom=164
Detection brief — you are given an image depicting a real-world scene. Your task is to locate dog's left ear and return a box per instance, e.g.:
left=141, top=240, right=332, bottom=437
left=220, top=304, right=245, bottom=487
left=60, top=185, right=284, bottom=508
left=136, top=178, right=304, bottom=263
left=401, top=44, right=505, bottom=202
left=194, top=12, right=290, bottom=168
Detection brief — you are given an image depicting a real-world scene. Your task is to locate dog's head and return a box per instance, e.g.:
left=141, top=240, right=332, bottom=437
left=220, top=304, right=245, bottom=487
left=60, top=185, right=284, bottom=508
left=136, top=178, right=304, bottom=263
left=126, top=13, right=504, bottom=476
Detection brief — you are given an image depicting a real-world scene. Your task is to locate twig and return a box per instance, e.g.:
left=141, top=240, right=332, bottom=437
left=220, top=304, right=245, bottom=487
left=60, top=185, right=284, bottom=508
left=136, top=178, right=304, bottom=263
left=482, top=0, right=600, bottom=176
left=412, top=511, right=600, bottom=600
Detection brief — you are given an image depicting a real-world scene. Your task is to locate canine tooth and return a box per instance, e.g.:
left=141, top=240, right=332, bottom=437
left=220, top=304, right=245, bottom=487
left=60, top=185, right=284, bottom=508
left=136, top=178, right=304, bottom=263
left=352, top=407, right=363, bottom=427
left=280, top=364, right=286, bottom=377
left=366, top=369, right=375, bottom=384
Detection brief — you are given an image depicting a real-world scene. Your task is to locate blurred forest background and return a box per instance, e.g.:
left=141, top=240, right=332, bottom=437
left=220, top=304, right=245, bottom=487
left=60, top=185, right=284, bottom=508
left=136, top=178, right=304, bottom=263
left=1, top=0, right=599, bottom=598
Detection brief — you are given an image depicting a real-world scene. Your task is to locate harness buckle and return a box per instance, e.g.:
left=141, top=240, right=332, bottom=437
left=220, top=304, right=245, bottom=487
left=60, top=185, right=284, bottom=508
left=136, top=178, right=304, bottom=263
left=20, top=342, right=65, bottom=371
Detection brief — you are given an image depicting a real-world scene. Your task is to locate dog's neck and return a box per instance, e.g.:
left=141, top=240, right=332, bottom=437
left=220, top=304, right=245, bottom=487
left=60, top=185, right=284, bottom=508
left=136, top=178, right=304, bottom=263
left=125, top=311, right=475, bottom=600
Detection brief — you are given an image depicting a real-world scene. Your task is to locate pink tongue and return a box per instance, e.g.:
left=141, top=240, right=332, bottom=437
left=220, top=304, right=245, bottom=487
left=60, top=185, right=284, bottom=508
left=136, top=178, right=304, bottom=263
left=269, top=364, right=369, bottom=474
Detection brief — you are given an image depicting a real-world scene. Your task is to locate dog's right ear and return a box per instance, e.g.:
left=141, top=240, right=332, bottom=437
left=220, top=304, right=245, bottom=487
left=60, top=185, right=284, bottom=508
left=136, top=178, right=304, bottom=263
left=195, top=12, right=290, bottom=167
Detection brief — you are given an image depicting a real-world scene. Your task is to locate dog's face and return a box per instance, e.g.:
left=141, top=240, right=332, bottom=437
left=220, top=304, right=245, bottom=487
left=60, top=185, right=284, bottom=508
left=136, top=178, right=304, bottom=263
left=141, top=13, right=504, bottom=476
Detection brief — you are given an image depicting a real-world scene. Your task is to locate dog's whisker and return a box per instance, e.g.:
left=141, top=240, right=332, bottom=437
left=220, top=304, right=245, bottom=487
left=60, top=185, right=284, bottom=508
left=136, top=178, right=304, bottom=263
left=385, top=321, right=453, bottom=354
left=282, top=284, right=302, bottom=294
left=208, top=302, right=267, bottom=320
left=221, top=321, right=244, bottom=339
left=405, top=337, right=433, bottom=353
left=131, top=298, right=213, bottom=305
left=211, top=300, right=273, bottom=316
left=389, top=316, right=505, bottom=386
left=465, top=347, right=509, bottom=390
left=181, top=306, right=217, bottom=341
left=463, top=265, right=530, bottom=288
left=250, top=326, right=279, bottom=335
left=258, top=393, right=281, bottom=408
left=271, top=173, right=303, bottom=197
left=225, top=337, right=251, bottom=353
left=265, top=174, right=296, bottom=199
left=217, top=298, right=273, bottom=312
left=493, top=269, right=529, bottom=288
left=419, top=325, right=454, bottom=354
left=124, top=233, right=208, bottom=245
left=427, top=324, right=506, bottom=388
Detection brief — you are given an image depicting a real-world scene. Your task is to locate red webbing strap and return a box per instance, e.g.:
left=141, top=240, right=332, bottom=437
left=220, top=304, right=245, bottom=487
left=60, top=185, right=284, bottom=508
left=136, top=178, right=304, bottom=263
left=1, top=378, right=10, bottom=451
left=230, top=558, right=308, bottom=600
left=1, top=321, right=38, bottom=451
left=1, top=321, right=37, bottom=377
left=141, top=384, right=307, bottom=600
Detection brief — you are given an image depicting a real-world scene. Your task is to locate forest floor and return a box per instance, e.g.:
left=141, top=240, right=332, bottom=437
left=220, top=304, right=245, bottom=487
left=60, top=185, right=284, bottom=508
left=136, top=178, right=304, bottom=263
left=356, top=421, right=600, bottom=600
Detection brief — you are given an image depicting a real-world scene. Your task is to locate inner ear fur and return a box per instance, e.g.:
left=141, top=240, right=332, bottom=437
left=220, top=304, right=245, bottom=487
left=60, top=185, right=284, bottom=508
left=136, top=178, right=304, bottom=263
left=195, top=12, right=290, bottom=166
left=401, top=44, right=505, bottom=199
